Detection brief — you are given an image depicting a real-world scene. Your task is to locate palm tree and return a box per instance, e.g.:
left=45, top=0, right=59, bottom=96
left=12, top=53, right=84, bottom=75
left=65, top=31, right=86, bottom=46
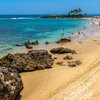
left=68, top=8, right=84, bottom=17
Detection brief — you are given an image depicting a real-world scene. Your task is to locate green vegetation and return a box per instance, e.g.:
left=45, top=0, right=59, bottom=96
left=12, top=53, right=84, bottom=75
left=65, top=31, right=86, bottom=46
left=42, top=8, right=86, bottom=18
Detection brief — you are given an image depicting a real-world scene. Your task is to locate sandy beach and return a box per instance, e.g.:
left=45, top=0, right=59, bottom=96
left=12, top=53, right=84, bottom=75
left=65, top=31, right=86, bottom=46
left=20, top=18, right=100, bottom=100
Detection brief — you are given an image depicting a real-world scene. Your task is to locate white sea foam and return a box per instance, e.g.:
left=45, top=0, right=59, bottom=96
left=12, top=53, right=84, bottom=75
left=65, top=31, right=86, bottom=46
left=0, top=17, right=40, bottom=20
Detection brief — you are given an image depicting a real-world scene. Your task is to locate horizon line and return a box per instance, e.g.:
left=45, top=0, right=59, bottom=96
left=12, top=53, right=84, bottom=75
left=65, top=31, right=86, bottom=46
left=0, top=13, right=100, bottom=15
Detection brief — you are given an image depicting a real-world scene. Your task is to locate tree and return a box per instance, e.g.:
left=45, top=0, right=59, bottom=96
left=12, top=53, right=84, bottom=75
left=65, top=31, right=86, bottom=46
left=68, top=8, right=83, bottom=16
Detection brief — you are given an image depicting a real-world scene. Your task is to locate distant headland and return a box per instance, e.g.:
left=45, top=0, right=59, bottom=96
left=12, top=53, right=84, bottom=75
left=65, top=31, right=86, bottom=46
left=42, top=8, right=86, bottom=18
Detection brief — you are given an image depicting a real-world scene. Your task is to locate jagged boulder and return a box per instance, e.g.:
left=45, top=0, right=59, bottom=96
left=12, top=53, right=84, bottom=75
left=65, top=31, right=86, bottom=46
left=0, top=50, right=54, bottom=72
left=50, top=47, right=77, bottom=54
left=0, top=67, right=23, bottom=100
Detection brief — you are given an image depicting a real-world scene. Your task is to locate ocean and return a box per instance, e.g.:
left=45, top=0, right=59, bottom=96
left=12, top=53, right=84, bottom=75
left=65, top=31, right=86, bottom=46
left=0, top=15, right=90, bottom=57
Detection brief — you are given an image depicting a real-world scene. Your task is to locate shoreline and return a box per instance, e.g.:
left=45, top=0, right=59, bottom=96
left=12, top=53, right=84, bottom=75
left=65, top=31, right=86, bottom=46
left=0, top=18, right=100, bottom=100
left=20, top=38, right=100, bottom=100
left=20, top=18, right=100, bottom=100
left=0, top=18, right=90, bottom=58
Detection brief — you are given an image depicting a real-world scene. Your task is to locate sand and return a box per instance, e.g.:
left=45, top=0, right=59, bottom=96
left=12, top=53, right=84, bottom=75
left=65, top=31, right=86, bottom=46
left=19, top=18, right=100, bottom=100
left=20, top=39, right=100, bottom=100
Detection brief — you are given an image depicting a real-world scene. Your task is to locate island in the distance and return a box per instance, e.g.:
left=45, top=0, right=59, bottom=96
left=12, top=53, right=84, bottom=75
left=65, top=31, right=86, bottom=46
left=42, top=8, right=87, bottom=18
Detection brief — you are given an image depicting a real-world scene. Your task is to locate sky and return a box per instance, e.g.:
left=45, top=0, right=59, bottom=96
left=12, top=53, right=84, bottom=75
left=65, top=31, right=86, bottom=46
left=0, top=0, right=100, bottom=14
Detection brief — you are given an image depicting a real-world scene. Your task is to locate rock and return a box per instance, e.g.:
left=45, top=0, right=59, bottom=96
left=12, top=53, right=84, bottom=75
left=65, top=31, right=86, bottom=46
left=31, top=41, right=39, bottom=45
left=25, top=40, right=31, bottom=45
left=53, top=57, right=58, bottom=60
left=4, top=48, right=12, bottom=51
left=75, top=60, right=82, bottom=65
left=56, top=61, right=64, bottom=66
left=50, top=47, right=77, bottom=54
left=68, top=60, right=81, bottom=67
left=25, top=41, right=32, bottom=49
left=56, top=38, right=71, bottom=43
left=15, top=44, right=22, bottom=46
left=68, top=61, right=76, bottom=67
left=45, top=41, right=50, bottom=45
left=0, top=67, right=23, bottom=100
left=63, top=55, right=73, bottom=60
left=0, top=50, right=54, bottom=72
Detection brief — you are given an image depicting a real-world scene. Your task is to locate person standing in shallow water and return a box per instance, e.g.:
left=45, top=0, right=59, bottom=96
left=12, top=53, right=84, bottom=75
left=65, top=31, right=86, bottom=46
left=42, top=32, right=45, bottom=37
left=78, top=31, right=80, bottom=35
left=62, top=28, right=65, bottom=31
left=60, top=33, right=65, bottom=39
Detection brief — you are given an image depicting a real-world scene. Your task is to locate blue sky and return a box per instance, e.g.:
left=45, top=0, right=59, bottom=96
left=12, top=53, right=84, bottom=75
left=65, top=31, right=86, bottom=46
left=0, top=0, right=100, bottom=14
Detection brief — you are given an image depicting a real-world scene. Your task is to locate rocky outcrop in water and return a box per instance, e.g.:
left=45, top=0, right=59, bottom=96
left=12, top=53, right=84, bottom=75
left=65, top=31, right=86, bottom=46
left=25, top=41, right=32, bottom=49
left=50, top=47, right=77, bottom=54
left=15, top=44, right=23, bottom=47
left=56, top=38, right=71, bottom=43
left=31, top=41, right=39, bottom=45
left=0, top=67, right=23, bottom=100
left=45, top=41, right=50, bottom=45
left=0, top=50, right=54, bottom=72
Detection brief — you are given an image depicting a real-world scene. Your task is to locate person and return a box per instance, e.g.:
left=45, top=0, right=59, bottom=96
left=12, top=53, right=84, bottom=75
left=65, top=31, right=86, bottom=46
left=62, top=28, right=65, bottom=31
left=42, top=32, right=45, bottom=37
left=60, top=33, right=64, bottom=39
left=68, top=37, right=71, bottom=41
left=84, top=27, right=86, bottom=29
left=78, top=31, right=80, bottom=35
left=72, top=32, right=74, bottom=34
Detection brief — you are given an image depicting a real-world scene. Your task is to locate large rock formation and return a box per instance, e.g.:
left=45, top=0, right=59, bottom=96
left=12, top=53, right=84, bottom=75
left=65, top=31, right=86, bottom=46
left=50, top=47, right=77, bottom=54
left=0, top=67, right=23, bottom=100
left=0, top=50, right=54, bottom=72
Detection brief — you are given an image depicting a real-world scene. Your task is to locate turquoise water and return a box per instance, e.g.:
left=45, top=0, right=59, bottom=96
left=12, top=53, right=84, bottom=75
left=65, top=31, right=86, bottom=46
left=0, top=16, right=89, bottom=56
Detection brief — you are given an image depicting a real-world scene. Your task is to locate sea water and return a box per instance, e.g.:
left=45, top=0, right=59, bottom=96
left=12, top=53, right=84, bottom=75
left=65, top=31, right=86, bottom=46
left=0, top=15, right=90, bottom=57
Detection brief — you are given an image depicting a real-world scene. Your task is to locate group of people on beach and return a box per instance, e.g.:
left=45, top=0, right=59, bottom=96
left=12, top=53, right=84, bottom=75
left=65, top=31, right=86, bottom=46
left=92, top=18, right=100, bottom=26
left=60, top=18, right=100, bottom=41
left=60, top=26, right=86, bottom=41
left=41, top=18, right=100, bottom=42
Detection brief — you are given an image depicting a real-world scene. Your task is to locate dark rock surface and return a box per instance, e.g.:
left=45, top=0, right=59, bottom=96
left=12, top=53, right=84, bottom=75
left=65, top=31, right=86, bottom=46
left=15, top=44, right=23, bottom=46
left=63, top=55, right=73, bottom=60
left=50, top=47, right=77, bottom=54
left=56, top=38, right=71, bottom=43
left=0, top=67, right=23, bottom=100
left=53, top=57, right=58, bottom=60
left=45, top=41, right=50, bottom=45
left=68, top=60, right=81, bottom=67
left=56, top=61, right=65, bottom=66
left=25, top=41, right=32, bottom=49
left=0, top=50, right=54, bottom=72
left=31, top=41, right=39, bottom=45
